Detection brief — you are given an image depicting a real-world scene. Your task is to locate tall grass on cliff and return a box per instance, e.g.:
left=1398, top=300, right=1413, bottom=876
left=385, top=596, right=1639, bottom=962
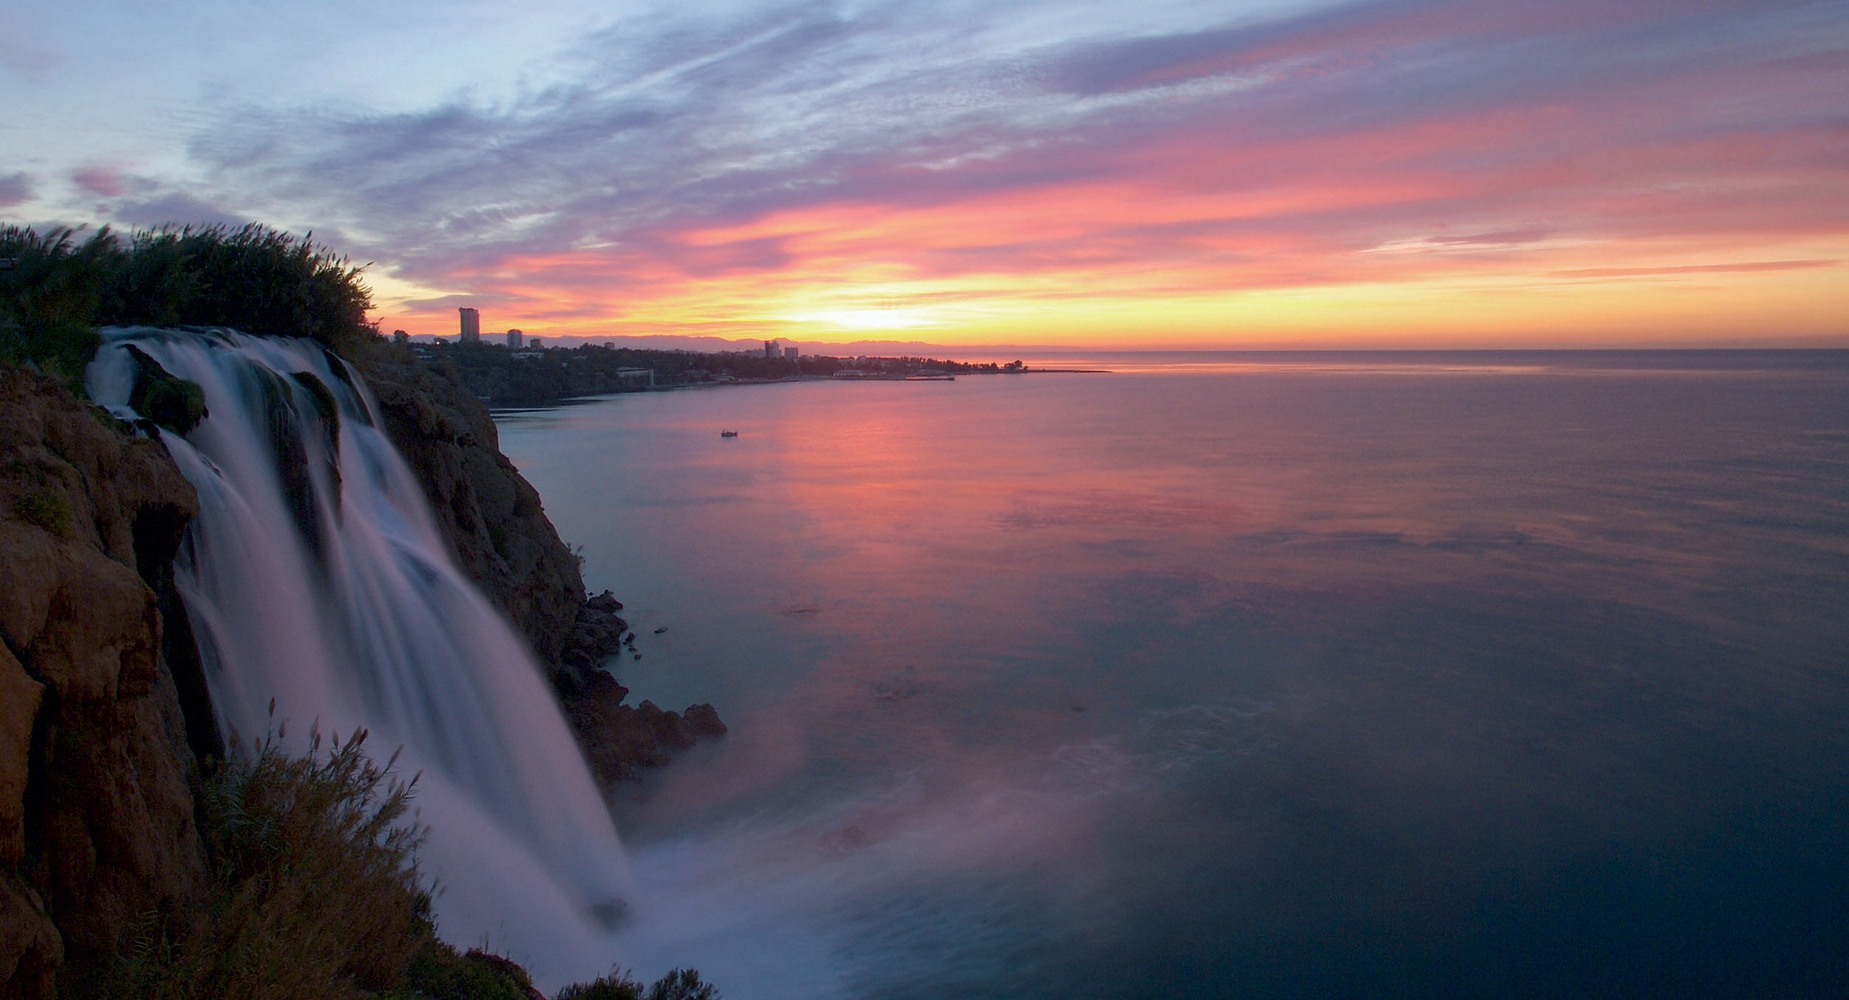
left=92, top=721, right=720, bottom=1000
left=556, top=967, right=721, bottom=1000
left=95, top=723, right=439, bottom=999
left=0, top=227, right=109, bottom=380
left=0, top=223, right=377, bottom=383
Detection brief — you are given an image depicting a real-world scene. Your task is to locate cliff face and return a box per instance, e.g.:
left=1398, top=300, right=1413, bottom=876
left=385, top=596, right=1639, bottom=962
left=354, top=347, right=726, bottom=783
left=0, top=368, right=208, bottom=999
left=352, top=349, right=588, bottom=677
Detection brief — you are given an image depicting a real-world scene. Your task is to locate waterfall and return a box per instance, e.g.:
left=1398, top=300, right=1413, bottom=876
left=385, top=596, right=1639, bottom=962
left=86, top=327, right=627, bottom=983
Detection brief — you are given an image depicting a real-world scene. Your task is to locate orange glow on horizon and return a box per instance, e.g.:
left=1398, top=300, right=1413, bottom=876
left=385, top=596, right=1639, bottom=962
left=370, top=91, right=1849, bottom=350
left=374, top=221, right=1846, bottom=350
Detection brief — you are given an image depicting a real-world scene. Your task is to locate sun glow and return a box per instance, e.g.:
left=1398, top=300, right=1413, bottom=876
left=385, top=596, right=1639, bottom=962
left=355, top=1, right=1849, bottom=351
left=781, top=307, right=940, bottom=332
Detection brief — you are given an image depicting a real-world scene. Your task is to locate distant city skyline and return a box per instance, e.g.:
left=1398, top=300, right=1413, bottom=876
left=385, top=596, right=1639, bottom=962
left=5, top=1, right=1846, bottom=348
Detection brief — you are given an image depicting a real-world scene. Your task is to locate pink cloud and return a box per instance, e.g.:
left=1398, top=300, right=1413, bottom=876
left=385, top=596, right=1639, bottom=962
left=72, top=165, right=128, bottom=198
left=356, top=0, right=1847, bottom=344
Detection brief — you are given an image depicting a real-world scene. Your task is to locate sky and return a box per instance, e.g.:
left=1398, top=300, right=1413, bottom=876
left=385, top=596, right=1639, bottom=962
left=5, top=0, right=1847, bottom=349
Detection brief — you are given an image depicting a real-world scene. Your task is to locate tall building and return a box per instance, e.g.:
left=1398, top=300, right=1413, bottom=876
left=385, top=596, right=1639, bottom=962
left=507, top=328, right=524, bottom=349
left=764, top=339, right=780, bottom=358
left=458, top=307, right=481, bottom=344
left=784, top=346, right=800, bottom=361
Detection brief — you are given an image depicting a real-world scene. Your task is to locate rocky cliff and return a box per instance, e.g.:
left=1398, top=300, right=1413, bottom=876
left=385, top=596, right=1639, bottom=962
left=0, top=367, right=209, bottom=999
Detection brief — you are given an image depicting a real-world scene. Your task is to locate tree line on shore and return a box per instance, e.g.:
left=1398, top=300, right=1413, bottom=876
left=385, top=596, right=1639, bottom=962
left=425, top=338, right=1027, bottom=405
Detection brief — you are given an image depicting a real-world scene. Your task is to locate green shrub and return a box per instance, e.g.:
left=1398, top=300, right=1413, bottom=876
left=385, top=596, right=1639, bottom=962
left=1, top=223, right=380, bottom=375
left=405, top=944, right=540, bottom=1000
left=555, top=970, right=647, bottom=1000
left=94, top=726, right=432, bottom=1000
left=136, top=224, right=377, bottom=354
left=642, top=968, right=721, bottom=1000
left=104, top=227, right=199, bottom=327
left=85, top=724, right=730, bottom=1000
left=556, top=967, right=721, bottom=1000
left=0, top=226, right=109, bottom=382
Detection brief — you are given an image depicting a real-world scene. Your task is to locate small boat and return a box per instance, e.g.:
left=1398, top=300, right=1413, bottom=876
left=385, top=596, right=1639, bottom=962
left=720, top=429, right=739, bottom=438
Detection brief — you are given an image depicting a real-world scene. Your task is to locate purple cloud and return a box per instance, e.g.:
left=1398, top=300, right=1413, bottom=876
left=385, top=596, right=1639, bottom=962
left=72, top=166, right=128, bottom=198
left=0, top=172, right=31, bottom=207
left=131, top=0, right=1846, bottom=329
left=109, top=193, right=254, bottom=231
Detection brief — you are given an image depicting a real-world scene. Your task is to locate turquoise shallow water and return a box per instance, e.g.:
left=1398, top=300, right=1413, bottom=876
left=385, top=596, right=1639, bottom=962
left=496, top=351, right=1849, bottom=999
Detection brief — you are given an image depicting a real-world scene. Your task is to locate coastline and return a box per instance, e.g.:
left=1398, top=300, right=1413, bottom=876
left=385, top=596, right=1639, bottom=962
left=422, top=338, right=1111, bottom=408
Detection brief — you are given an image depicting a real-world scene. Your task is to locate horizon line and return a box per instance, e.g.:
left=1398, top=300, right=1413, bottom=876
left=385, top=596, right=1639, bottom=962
left=399, top=332, right=1849, bottom=355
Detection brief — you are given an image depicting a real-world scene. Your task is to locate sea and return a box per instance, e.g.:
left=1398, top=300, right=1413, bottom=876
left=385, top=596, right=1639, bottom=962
left=492, top=350, right=1849, bottom=1000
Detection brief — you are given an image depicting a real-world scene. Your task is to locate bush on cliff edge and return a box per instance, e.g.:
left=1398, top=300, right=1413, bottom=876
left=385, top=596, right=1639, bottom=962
left=556, top=967, right=720, bottom=1000
left=93, top=724, right=435, bottom=999
left=90, top=722, right=718, bottom=1000
left=0, top=223, right=378, bottom=382
left=0, top=227, right=107, bottom=382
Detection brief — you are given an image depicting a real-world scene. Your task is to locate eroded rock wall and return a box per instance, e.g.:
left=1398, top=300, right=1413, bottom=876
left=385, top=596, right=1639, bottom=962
left=0, top=368, right=208, bottom=999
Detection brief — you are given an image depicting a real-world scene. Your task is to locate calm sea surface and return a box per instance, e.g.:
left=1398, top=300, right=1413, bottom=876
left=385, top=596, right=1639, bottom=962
left=494, top=351, right=1849, bottom=999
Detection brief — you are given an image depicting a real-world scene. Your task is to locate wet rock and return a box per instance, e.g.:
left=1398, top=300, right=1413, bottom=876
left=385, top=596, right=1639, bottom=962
left=558, top=688, right=727, bottom=786
left=122, top=345, right=207, bottom=435
left=582, top=669, right=630, bottom=706
left=586, top=590, right=623, bottom=613
left=649, top=705, right=697, bottom=751
left=684, top=703, right=728, bottom=739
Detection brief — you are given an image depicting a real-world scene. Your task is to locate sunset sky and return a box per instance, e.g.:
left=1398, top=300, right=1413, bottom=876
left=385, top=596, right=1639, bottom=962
left=6, top=0, right=1846, bottom=349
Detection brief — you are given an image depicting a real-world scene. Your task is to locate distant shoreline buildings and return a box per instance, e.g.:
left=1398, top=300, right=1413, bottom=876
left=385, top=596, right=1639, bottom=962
left=426, top=312, right=827, bottom=359
left=452, top=308, right=540, bottom=350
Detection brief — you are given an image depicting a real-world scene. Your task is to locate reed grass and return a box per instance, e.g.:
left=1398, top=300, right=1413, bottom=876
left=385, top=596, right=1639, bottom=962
left=93, top=724, right=432, bottom=999
left=1, top=223, right=377, bottom=386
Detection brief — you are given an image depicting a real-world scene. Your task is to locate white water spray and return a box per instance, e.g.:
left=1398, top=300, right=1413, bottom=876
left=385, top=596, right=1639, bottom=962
left=87, top=327, right=627, bottom=983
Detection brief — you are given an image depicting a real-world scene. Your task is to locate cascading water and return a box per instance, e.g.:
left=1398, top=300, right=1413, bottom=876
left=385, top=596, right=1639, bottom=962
left=86, top=327, right=628, bottom=984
